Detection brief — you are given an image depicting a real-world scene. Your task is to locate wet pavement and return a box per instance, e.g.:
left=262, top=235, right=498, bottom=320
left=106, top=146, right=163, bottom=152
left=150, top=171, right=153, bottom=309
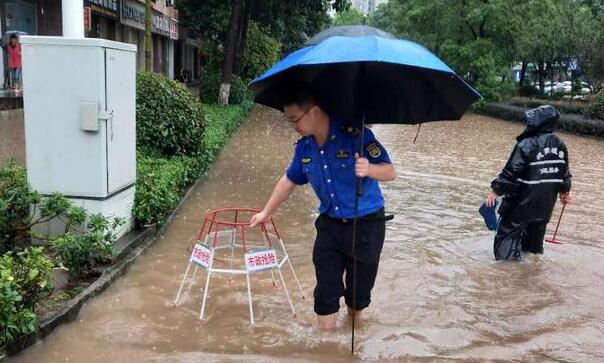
left=9, top=106, right=604, bottom=362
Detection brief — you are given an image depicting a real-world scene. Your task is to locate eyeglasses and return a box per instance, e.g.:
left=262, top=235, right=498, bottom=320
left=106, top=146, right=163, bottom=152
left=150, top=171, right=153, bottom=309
left=284, top=106, right=313, bottom=125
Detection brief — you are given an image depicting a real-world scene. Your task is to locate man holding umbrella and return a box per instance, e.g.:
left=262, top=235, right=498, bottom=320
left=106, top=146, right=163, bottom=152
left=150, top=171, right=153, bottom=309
left=250, top=85, right=396, bottom=330
left=249, top=25, right=479, bottom=349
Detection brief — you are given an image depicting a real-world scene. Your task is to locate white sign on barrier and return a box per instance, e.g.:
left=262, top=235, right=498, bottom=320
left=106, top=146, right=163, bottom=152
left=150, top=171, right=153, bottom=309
left=245, top=249, right=278, bottom=272
left=190, top=243, right=213, bottom=268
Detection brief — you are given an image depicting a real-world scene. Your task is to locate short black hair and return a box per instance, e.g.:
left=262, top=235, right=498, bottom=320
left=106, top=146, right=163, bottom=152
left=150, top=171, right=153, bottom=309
left=281, top=82, right=320, bottom=109
left=9, top=34, right=17, bottom=40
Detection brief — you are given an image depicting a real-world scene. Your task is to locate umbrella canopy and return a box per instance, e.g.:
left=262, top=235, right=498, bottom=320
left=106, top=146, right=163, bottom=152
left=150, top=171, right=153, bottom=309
left=251, top=25, right=481, bottom=124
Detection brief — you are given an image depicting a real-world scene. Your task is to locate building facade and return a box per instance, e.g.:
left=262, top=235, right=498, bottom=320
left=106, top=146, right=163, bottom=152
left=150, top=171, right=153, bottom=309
left=0, top=0, right=200, bottom=80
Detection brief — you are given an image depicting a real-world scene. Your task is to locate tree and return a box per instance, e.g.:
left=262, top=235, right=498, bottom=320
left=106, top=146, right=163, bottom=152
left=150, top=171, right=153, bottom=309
left=368, top=1, right=399, bottom=34
left=242, top=21, right=281, bottom=80
left=219, top=0, right=244, bottom=105
left=177, top=0, right=333, bottom=103
left=144, top=0, right=152, bottom=71
left=367, top=0, right=520, bottom=101
left=332, top=7, right=365, bottom=26
left=588, top=13, right=604, bottom=83
left=234, top=0, right=253, bottom=75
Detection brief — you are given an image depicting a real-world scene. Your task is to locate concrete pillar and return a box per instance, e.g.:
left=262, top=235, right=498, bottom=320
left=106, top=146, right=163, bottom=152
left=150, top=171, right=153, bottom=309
left=138, top=30, right=145, bottom=70
left=179, top=38, right=186, bottom=76
left=167, top=39, right=175, bottom=79
left=62, top=0, right=84, bottom=38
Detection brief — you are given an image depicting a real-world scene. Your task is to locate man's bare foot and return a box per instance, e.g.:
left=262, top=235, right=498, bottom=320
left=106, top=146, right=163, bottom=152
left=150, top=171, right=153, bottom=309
left=317, top=312, right=338, bottom=330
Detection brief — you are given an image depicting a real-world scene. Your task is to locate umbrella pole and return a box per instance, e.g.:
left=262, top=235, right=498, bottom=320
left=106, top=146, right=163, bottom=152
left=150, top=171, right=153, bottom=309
left=351, top=117, right=366, bottom=355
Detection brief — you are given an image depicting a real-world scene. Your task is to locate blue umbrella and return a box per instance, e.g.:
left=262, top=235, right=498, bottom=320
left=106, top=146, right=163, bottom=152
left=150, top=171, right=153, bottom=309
left=250, top=26, right=481, bottom=354
left=251, top=25, right=481, bottom=124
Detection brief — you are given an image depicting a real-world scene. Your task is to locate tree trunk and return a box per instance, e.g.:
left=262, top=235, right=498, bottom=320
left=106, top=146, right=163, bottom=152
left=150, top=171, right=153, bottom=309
left=199, top=28, right=205, bottom=101
left=219, top=0, right=244, bottom=105
left=548, top=61, right=554, bottom=100
left=538, top=62, right=546, bottom=94
left=519, top=61, right=528, bottom=87
left=144, top=0, right=153, bottom=71
left=234, top=0, right=252, bottom=76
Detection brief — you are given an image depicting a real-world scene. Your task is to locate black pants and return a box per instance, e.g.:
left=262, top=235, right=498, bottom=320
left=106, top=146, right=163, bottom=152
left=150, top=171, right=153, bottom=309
left=495, top=218, right=547, bottom=254
left=312, top=209, right=386, bottom=315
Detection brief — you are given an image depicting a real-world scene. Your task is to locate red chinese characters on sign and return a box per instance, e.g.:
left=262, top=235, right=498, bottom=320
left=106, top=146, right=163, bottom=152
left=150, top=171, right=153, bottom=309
left=190, top=244, right=212, bottom=268
left=245, top=249, right=278, bottom=272
left=169, top=20, right=179, bottom=40
left=84, top=7, right=91, bottom=32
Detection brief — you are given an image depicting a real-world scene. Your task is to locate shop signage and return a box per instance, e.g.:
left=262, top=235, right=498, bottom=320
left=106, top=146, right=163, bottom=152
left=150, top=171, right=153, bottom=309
left=84, top=7, right=92, bottom=32
left=86, top=0, right=119, bottom=20
left=121, top=0, right=175, bottom=38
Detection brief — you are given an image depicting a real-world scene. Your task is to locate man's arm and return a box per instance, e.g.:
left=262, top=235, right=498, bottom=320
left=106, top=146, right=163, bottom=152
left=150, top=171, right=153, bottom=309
left=559, top=142, right=572, bottom=203
left=485, top=142, right=530, bottom=207
left=249, top=175, right=297, bottom=226
left=491, top=142, right=530, bottom=195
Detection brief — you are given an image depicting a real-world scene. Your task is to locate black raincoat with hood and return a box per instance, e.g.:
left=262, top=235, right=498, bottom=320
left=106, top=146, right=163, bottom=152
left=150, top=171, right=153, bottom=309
left=491, top=105, right=572, bottom=254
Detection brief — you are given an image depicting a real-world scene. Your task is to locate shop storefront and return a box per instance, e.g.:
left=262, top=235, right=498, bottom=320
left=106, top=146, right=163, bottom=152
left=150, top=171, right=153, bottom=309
left=4, top=0, right=37, bottom=34
left=2, top=0, right=62, bottom=37
left=120, top=0, right=175, bottom=76
left=85, top=0, right=119, bottom=41
left=176, top=27, right=202, bottom=83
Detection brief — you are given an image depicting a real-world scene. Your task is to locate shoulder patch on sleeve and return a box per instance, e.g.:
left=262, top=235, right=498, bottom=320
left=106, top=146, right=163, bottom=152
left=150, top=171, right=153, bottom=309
left=366, top=142, right=381, bottom=158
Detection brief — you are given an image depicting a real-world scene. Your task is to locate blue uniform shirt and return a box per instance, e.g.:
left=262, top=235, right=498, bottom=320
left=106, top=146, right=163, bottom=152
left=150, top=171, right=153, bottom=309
left=286, top=118, right=391, bottom=219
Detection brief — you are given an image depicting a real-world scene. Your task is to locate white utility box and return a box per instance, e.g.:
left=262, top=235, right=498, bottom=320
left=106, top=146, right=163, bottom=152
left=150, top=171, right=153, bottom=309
left=21, top=36, right=137, bottom=237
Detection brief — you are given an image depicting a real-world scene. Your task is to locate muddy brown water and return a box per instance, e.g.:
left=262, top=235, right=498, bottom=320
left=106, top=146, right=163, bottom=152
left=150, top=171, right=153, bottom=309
left=9, top=107, right=604, bottom=362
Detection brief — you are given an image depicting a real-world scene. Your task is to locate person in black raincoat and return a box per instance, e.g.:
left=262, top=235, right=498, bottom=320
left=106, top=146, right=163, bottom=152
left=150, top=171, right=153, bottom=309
left=485, top=105, right=572, bottom=256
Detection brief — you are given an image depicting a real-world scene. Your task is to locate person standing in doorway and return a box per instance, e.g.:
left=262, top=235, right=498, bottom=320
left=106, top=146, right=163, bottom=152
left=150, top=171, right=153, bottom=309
left=7, top=34, right=22, bottom=91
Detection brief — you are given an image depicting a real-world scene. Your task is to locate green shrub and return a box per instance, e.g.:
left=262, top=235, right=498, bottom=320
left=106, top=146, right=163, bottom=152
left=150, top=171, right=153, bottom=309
left=1, top=247, right=53, bottom=353
left=0, top=161, right=95, bottom=254
left=518, top=84, right=539, bottom=97
left=136, top=72, right=207, bottom=156
left=242, top=21, right=281, bottom=81
left=476, top=79, right=514, bottom=103
left=507, top=97, right=586, bottom=115
left=571, top=79, right=583, bottom=95
left=133, top=103, right=252, bottom=227
left=0, top=161, right=29, bottom=254
left=202, top=103, right=253, bottom=158
left=479, top=102, right=604, bottom=137
left=1, top=247, right=53, bottom=309
left=584, top=94, right=604, bottom=120
left=230, top=75, right=252, bottom=105
left=51, top=215, right=123, bottom=279
left=199, top=68, right=220, bottom=104
left=133, top=156, right=198, bottom=227
left=200, top=43, right=224, bottom=71
left=200, top=68, right=251, bottom=105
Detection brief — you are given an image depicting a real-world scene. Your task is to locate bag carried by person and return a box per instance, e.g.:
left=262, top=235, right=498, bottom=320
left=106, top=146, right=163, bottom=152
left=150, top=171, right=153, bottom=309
left=479, top=200, right=498, bottom=231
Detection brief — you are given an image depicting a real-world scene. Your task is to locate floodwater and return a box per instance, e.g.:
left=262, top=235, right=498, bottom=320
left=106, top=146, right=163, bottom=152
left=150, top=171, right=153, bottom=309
left=9, top=106, right=604, bottom=362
